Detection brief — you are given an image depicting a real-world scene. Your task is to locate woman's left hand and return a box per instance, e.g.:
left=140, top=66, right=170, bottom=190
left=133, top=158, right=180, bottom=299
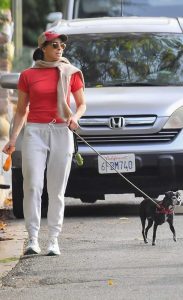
left=68, top=87, right=86, bottom=131
left=67, top=115, right=79, bottom=131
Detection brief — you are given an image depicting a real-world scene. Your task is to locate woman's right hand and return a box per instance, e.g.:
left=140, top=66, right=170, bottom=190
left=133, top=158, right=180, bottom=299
left=2, top=141, right=16, bottom=155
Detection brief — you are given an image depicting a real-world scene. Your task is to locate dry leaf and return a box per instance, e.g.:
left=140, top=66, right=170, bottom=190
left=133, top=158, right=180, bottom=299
left=108, top=279, right=114, bottom=286
left=3, top=197, right=13, bottom=208
left=0, top=221, right=7, bottom=230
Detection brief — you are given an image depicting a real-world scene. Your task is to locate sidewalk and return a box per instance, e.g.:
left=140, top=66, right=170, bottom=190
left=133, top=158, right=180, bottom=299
left=0, top=140, right=25, bottom=283
left=0, top=211, right=27, bottom=284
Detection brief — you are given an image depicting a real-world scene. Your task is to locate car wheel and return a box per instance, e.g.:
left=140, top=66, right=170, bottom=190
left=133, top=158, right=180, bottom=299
left=12, top=168, right=24, bottom=218
left=80, top=194, right=105, bottom=203
left=12, top=168, right=48, bottom=219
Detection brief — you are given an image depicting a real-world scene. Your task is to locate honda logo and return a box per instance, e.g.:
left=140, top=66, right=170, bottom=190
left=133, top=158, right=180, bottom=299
left=109, top=117, right=125, bottom=128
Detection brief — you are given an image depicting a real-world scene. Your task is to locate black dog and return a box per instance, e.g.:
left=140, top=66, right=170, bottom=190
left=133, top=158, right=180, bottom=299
left=139, top=191, right=181, bottom=246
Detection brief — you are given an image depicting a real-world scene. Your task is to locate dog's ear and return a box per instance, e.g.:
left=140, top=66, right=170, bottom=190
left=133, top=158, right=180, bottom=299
left=176, top=191, right=180, bottom=197
left=165, top=191, right=172, bottom=197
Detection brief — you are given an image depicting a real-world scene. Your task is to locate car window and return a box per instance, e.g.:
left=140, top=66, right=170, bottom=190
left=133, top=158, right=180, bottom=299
left=73, top=0, right=183, bottom=18
left=123, top=0, right=183, bottom=17
left=64, top=33, right=183, bottom=87
left=73, top=0, right=122, bottom=18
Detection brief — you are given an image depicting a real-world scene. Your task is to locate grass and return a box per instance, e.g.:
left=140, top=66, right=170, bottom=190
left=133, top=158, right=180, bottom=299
left=0, top=257, right=18, bottom=263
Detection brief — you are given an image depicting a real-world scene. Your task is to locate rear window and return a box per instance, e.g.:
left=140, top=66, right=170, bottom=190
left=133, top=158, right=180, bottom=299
left=73, top=0, right=183, bottom=18
left=64, top=33, right=183, bottom=88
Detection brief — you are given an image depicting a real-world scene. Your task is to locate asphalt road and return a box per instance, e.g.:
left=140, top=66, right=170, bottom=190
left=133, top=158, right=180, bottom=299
left=1, top=196, right=183, bottom=300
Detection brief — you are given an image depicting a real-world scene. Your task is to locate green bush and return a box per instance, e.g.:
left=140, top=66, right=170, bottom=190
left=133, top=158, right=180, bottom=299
left=0, top=0, right=10, bottom=9
left=23, top=0, right=64, bottom=46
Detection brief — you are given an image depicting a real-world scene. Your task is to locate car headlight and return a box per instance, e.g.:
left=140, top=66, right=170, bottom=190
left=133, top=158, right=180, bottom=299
left=163, top=107, right=183, bottom=129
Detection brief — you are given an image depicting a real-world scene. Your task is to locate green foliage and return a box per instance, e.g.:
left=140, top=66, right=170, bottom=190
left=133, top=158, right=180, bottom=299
left=0, top=0, right=10, bottom=9
left=0, top=257, right=18, bottom=263
left=22, top=0, right=64, bottom=46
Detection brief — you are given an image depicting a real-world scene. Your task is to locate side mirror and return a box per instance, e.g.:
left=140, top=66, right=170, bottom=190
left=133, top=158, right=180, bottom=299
left=46, top=12, right=63, bottom=29
left=0, top=73, right=20, bottom=89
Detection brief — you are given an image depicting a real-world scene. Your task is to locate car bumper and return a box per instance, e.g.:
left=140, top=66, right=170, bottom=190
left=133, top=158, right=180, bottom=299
left=66, top=152, right=183, bottom=197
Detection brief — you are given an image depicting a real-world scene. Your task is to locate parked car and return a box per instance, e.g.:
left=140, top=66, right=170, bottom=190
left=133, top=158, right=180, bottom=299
left=1, top=16, right=183, bottom=218
left=47, top=0, right=183, bottom=26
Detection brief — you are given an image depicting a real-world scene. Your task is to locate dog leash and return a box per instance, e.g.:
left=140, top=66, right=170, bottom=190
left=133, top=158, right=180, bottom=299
left=73, top=130, right=161, bottom=209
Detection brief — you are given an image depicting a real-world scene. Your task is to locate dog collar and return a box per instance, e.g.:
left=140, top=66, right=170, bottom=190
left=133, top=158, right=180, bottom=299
left=156, top=204, right=174, bottom=215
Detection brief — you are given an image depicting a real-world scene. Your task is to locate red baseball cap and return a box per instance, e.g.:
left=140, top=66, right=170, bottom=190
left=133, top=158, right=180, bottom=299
left=38, top=30, right=68, bottom=47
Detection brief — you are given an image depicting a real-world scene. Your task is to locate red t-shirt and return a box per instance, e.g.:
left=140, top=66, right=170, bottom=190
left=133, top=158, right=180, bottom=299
left=18, top=68, right=83, bottom=123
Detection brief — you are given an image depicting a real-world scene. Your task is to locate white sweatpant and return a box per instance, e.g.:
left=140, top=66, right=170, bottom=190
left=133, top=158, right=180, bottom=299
left=22, top=122, right=74, bottom=239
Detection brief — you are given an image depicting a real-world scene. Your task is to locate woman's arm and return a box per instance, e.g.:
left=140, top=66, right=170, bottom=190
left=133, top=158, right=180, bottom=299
left=2, top=90, right=29, bottom=154
left=67, top=88, right=86, bottom=130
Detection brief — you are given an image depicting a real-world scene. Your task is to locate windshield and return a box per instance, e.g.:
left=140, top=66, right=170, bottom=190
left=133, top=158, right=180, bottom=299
left=73, top=0, right=183, bottom=18
left=64, top=33, right=183, bottom=88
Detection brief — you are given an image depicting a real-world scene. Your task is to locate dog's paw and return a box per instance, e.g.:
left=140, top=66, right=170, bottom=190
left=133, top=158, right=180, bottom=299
left=173, top=237, right=177, bottom=242
left=152, top=242, right=156, bottom=246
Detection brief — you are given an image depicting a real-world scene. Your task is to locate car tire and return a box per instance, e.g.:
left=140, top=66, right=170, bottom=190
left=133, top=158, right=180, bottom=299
left=12, top=168, right=48, bottom=219
left=80, top=194, right=105, bottom=203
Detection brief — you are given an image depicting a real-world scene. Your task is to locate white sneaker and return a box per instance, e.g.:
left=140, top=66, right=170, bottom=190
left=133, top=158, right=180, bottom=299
left=47, top=238, right=61, bottom=256
left=24, top=237, right=41, bottom=255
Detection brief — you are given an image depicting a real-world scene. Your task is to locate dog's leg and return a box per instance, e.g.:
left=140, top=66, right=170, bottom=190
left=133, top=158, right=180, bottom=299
left=144, top=219, right=153, bottom=243
left=141, top=218, right=148, bottom=243
left=152, top=223, right=158, bottom=246
left=167, top=219, right=176, bottom=242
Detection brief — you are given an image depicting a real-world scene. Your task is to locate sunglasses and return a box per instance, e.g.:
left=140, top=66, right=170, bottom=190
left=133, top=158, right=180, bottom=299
left=49, top=42, right=66, bottom=50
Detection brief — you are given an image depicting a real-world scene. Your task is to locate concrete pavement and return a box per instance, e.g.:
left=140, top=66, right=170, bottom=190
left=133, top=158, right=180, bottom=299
left=0, top=214, right=27, bottom=284
left=0, top=200, right=183, bottom=300
left=0, top=138, right=26, bottom=283
left=0, top=196, right=183, bottom=284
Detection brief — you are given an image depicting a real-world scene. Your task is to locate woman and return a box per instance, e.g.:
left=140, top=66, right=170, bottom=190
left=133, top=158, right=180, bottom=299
left=3, top=30, right=86, bottom=256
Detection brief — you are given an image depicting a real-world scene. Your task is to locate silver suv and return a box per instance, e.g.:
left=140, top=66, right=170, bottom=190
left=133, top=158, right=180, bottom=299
left=1, top=16, right=183, bottom=218
left=48, top=0, right=183, bottom=22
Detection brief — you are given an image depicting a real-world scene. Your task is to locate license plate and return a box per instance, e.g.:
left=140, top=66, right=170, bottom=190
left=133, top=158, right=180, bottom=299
left=98, top=153, right=135, bottom=174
